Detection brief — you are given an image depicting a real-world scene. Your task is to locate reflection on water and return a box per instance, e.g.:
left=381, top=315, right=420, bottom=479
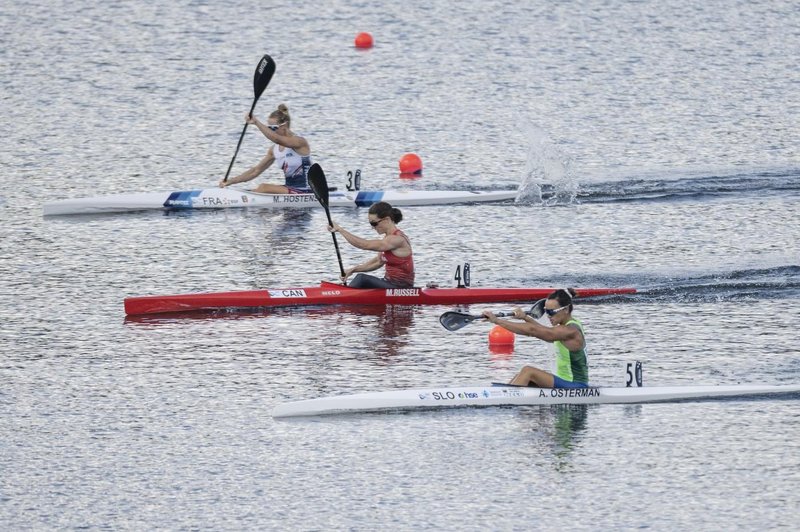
left=488, top=343, right=515, bottom=359
left=124, top=303, right=415, bottom=364
left=366, top=305, right=415, bottom=362
left=124, top=303, right=411, bottom=326
left=550, top=405, right=589, bottom=471
left=515, top=405, right=590, bottom=472
left=261, top=209, right=315, bottom=236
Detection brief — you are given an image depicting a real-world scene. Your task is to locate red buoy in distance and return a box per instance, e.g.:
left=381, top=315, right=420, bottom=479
left=398, top=153, right=422, bottom=175
left=354, top=32, right=373, bottom=49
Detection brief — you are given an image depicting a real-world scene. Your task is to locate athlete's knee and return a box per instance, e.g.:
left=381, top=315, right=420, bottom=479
left=349, top=274, right=367, bottom=288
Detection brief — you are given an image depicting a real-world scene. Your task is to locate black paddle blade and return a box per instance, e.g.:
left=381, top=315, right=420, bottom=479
left=439, top=311, right=483, bottom=332
left=307, top=163, right=330, bottom=207
left=439, top=304, right=543, bottom=332
left=253, top=54, right=276, bottom=103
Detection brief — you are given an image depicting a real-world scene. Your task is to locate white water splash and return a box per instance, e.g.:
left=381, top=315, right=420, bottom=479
left=516, top=122, right=578, bottom=205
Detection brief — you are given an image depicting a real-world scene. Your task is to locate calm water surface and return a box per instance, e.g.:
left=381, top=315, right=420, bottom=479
left=2, top=0, right=799, bottom=529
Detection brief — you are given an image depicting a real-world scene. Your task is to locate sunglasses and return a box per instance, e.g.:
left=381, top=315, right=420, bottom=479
left=266, top=122, right=286, bottom=131
left=544, top=304, right=570, bottom=316
left=369, top=218, right=382, bottom=227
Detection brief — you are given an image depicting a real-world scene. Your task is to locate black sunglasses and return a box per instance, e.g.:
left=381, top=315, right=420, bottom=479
left=369, top=218, right=383, bottom=227
left=544, top=304, right=570, bottom=316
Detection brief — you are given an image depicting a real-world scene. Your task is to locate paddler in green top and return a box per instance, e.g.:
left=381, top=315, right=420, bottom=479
left=483, top=288, right=589, bottom=388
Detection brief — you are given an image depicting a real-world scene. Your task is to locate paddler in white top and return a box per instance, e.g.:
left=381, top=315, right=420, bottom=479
left=219, top=103, right=312, bottom=194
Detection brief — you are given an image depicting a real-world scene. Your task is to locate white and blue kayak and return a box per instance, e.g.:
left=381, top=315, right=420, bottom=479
left=42, top=187, right=517, bottom=216
left=272, top=383, right=800, bottom=418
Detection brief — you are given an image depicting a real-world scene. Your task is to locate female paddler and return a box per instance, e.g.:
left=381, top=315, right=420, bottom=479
left=483, top=288, right=589, bottom=388
left=219, top=104, right=312, bottom=194
left=327, top=201, right=415, bottom=289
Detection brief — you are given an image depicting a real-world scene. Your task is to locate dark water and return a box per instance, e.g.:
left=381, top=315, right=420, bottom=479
left=2, top=0, right=799, bottom=529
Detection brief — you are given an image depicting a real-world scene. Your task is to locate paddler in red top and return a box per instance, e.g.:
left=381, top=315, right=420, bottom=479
left=327, top=201, right=415, bottom=288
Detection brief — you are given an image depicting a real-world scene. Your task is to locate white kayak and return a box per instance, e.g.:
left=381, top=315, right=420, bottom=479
left=42, top=187, right=517, bottom=216
left=272, top=383, right=800, bottom=418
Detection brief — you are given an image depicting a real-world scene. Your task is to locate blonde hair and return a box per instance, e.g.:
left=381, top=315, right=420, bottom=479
left=269, top=104, right=290, bottom=126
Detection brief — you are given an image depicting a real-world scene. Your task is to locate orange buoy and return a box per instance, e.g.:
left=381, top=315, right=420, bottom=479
left=488, top=325, right=515, bottom=345
left=398, top=153, right=422, bottom=174
left=354, top=32, right=373, bottom=49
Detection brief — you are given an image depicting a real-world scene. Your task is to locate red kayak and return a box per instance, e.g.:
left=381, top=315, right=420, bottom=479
left=124, top=281, right=636, bottom=316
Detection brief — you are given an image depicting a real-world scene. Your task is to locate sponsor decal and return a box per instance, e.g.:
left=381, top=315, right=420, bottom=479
left=354, top=191, right=385, bottom=207
left=272, top=195, right=318, bottom=203
left=430, top=390, right=486, bottom=401
left=418, top=393, right=430, bottom=400
left=485, top=388, right=525, bottom=398
left=163, top=190, right=203, bottom=209
left=386, top=288, right=420, bottom=297
left=321, top=290, right=341, bottom=296
left=539, top=387, right=600, bottom=398
left=242, top=195, right=249, bottom=203
left=267, top=289, right=307, bottom=298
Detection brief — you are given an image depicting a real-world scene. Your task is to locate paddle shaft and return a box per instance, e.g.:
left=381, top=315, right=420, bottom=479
left=322, top=204, right=347, bottom=279
left=222, top=100, right=258, bottom=183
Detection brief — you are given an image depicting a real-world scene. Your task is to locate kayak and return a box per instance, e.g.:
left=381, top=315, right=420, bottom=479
left=123, top=282, right=637, bottom=316
left=272, top=383, right=800, bottom=417
left=42, top=187, right=517, bottom=216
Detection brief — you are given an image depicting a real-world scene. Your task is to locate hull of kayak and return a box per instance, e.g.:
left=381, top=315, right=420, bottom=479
left=123, top=282, right=637, bottom=316
left=43, top=188, right=517, bottom=215
left=272, top=383, right=800, bottom=417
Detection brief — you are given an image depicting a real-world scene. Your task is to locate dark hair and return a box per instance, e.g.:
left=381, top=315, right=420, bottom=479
left=369, top=201, right=403, bottom=223
left=547, top=288, right=576, bottom=311
left=269, top=103, right=290, bottom=126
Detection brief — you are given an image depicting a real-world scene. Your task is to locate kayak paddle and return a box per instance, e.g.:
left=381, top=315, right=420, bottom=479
left=308, top=163, right=347, bottom=282
left=439, top=299, right=546, bottom=332
left=223, top=54, right=276, bottom=183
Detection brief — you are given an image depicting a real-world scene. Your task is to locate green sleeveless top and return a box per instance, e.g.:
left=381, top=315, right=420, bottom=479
left=553, top=318, right=588, bottom=383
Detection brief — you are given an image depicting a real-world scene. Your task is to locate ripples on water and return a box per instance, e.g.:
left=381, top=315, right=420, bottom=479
left=2, top=0, right=799, bottom=529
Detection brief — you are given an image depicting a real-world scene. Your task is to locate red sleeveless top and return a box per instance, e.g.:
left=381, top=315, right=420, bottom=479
left=382, top=229, right=414, bottom=287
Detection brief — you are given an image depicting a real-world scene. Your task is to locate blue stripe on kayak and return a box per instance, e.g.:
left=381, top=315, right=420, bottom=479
left=354, top=191, right=384, bottom=207
left=163, top=190, right=203, bottom=209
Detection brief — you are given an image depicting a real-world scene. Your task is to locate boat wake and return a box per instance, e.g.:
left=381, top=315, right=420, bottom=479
left=534, top=168, right=800, bottom=205
left=527, top=265, right=800, bottom=304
